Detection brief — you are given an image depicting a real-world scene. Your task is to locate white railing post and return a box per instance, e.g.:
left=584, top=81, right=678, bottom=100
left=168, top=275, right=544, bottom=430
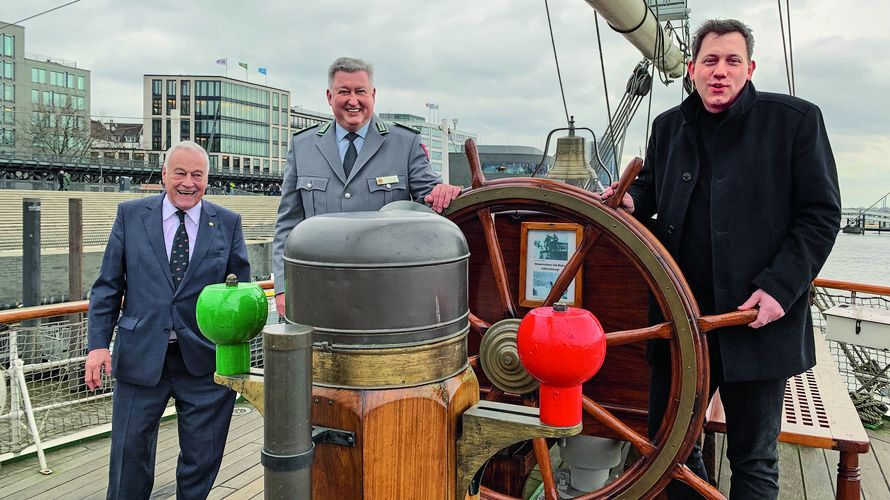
left=13, top=357, right=52, bottom=474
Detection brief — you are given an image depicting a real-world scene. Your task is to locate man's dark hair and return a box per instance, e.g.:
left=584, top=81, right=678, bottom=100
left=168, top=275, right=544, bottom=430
left=691, top=19, right=754, bottom=61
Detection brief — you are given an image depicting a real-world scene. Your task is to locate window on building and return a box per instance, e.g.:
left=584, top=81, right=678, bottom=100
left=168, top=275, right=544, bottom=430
left=3, top=107, right=13, bottom=125
left=165, top=119, right=171, bottom=149
left=222, top=155, right=229, bottom=169
left=152, top=79, right=162, bottom=97
left=42, top=90, right=50, bottom=105
left=167, top=97, right=176, bottom=113
left=77, top=76, right=85, bottom=90
left=66, top=73, right=75, bottom=88
left=272, top=93, right=279, bottom=108
left=31, top=89, right=39, bottom=104
left=281, top=95, right=288, bottom=110
left=2, top=35, right=13, bottom=57
left=1, top=61, right=13, bottom=80
left=1, top=128, right=14, bottom=147
left=181, top=120, right=190, bottom=141
left=181, top=97, right=190, bottom=116
left=2, top=83, right=13, bottom=102
left=167, top=80, right=176, bottom=97
left=152, top=98, right=161, bottom=115
left=209, top=155, right=218, bottom=169
left=152, top=119, right=161, bottom=150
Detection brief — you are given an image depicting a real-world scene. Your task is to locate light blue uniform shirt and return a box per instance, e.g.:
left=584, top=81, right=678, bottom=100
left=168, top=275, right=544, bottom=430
left=335, top=121, right=371, bottom=162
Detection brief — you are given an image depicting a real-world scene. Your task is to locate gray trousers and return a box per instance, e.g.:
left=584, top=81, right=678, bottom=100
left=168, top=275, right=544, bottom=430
left=648, top=341, right=788, bottom=499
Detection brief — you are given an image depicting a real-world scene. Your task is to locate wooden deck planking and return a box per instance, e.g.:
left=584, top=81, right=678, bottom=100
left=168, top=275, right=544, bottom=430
left=3, top=404, right=890, bottom=499
left=798, top=445, right=836, bottom=499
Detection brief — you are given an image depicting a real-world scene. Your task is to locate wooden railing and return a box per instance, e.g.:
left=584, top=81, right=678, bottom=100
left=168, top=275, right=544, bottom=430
left=0, top=280, right=275, bottom=325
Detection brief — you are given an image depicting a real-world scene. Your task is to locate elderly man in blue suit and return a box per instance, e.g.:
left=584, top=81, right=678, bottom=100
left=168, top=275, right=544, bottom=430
left=85, top=141, right=250, bottom=499
left=272, top=56, right=461, bottom=317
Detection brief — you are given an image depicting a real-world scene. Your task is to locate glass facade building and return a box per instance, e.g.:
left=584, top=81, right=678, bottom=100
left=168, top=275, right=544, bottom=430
left=144, top=75, right=290, bottom=175
left=0, top=21, right=91, bottom=154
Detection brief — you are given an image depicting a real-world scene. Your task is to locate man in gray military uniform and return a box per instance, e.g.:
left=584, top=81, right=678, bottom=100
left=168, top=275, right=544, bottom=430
left=272, top=56, right=461, bottom=316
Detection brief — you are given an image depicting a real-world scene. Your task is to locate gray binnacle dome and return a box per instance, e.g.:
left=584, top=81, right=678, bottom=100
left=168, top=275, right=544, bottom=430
left=284, top=209, right=470, bottom=268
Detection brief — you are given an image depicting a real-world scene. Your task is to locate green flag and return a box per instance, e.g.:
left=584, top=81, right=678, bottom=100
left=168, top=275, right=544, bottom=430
left=238, top=62, right=248, bottom=71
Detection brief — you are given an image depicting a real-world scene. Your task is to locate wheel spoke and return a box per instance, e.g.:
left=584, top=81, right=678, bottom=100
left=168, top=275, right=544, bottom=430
left=582, top=395, right=655, bottom=457
left=605, top=321, right=674, bottom=347
left=533, top=437, right=559, bottom=500
left=697, top=310, right=757, bottom=332
left=469, top=312, right=491, bottom=335
left=603, top=157, right=643, bottom=210
left=468, top=355, right=480, bottom=371
left=543, top=225, right=602, bottom=306
left=465, top=138, right=487, bottom=189
left=477, top=207, right=517, bottom=318
left=672, top=464, right=726, bottom=499
left=484, top=386, right=504, bottom=401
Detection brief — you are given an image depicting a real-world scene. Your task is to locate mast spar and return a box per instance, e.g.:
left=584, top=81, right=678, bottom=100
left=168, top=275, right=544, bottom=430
left=583, top=0, right=687, bottom=79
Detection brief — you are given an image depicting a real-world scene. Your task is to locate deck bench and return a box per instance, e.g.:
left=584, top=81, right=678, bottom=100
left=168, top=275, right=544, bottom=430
left=704, top=331, right=870, bottom=499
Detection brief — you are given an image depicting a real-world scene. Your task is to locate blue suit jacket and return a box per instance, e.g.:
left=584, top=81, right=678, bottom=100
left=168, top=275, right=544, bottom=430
left=88, top=194, right=251, bottom=386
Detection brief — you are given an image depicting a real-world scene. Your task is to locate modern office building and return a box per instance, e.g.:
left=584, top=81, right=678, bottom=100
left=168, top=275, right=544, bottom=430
left=290, top=106, right=331, bottom=131
left=378, top=113, right=477, bottom=183
left=0, top=21, right=91, bottom=155
left=143, top=75, right=290, bottom=176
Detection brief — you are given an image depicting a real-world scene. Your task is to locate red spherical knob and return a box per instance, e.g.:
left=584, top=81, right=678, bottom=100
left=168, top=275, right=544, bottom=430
left=517, top=305, right=606, bottom=426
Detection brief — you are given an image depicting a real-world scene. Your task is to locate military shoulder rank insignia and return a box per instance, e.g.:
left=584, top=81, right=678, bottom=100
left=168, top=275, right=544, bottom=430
left=293, top=123, right=319, bottom=136
left=375, top=121, right=389, bottom=135
left=393, top=122, right=421, bottom=134
left=315, top=121, right=333, bottom=136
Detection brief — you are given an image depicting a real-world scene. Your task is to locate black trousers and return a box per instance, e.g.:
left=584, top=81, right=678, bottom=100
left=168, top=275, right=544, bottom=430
left=648, top=339, right=788, bottom=499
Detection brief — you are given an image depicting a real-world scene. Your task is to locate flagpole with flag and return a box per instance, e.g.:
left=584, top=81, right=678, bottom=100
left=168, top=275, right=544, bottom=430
left=258, top=67, right=267, bottom=86
left=216, top=57, right=228, bottom=77
left=238, top=62, right=248, bottom=81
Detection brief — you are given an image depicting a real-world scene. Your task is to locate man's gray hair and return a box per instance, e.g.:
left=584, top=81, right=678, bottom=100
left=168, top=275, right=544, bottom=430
left=691, top=19, right=755, bottom=61
left=328, top=57, right=374, bottom=88
left=163, top=140, right=210, bottom=172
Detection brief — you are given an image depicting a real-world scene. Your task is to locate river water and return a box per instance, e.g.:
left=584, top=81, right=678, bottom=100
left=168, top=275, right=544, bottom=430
left=820, top=232, right=890, bottom=287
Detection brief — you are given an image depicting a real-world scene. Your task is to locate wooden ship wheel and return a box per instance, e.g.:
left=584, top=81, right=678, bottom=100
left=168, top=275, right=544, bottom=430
left=443, top=139, right=755, bottom=499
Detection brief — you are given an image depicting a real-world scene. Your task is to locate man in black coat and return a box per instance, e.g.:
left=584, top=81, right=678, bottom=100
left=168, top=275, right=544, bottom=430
left=603, top=19, right=841, bottom=499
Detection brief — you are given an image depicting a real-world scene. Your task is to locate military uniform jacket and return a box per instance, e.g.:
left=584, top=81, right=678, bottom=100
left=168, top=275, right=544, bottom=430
left=628, top=82, right=841, bottom=382
left=272, top=114, right=441, bottom=293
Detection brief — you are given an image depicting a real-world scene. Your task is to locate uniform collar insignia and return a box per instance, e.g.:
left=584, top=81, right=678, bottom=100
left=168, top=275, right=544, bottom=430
left=316, top=121, right=333, bottom=136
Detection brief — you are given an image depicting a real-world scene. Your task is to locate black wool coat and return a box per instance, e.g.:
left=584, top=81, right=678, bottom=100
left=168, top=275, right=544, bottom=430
left=629, top=82, right=841, bottom=382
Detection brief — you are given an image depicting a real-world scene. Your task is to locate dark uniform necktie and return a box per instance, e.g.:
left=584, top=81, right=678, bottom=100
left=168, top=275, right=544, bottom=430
left=343, top=132, right=359, bottom=177
left=170, top=210, right=189, bottom=288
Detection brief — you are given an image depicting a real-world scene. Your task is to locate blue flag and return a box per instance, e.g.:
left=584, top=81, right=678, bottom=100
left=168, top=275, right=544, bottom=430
left=258, top=67, right=267, bottom=75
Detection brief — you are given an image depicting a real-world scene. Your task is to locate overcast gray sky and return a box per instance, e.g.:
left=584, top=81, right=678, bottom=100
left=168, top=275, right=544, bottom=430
left=6, top=0, right=889, bottom=207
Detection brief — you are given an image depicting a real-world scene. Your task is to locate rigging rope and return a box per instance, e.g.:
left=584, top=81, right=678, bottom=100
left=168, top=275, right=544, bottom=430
left=544, top=0, right=571, bottom=125
left=777, top=0, right=797, bottom=96
left=594, top=12, right=620, bottom=176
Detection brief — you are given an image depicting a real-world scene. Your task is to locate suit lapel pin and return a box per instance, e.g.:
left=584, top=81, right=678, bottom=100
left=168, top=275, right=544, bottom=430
left=209, top=221, right=215, bottom=227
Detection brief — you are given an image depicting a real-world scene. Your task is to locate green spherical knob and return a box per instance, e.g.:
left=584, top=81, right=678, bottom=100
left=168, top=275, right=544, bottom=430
left=196, top=274, right=268, bottom=375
